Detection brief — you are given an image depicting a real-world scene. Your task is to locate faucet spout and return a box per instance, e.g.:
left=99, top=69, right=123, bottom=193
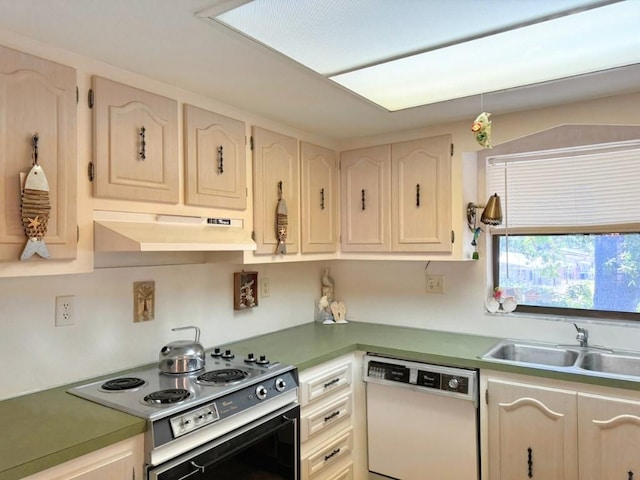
left=574, top=323, right=589, bottom=348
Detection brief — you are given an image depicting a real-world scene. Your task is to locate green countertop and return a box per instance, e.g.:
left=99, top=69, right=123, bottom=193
left=3, top=321, right=640, bottom=479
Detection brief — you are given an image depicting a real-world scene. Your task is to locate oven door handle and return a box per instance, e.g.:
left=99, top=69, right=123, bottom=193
left=177, top=461, right=205, bottom=480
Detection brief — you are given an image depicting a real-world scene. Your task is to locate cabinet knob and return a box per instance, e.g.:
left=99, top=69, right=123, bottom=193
left=361, top=189, right=366, bottom=211
left=416, top=183, right=420, bottom=207
left=217, top=145, right=224, bottom=174
left=139, top=126, right=146, bottom=161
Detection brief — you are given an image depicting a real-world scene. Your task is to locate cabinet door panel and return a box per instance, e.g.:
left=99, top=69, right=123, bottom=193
left=252, top=126, right=299, bottom=254
left=488, top=379, right=578, bottom=480
left=184, top=104, right=246, bottom=209
left=392, top=134, right=451, bottom=252
left=92, top=76, right=178, bottom=203
left=0, top=44, right=77, bottom=260
left=340, top=145, right=390, bottom=252
left=578, top=393, right=640, bottom=480
left=301, top=142, right=337, bottom=253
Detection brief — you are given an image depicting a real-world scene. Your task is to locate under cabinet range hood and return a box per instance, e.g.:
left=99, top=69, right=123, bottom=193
left=93, top=212, right=256, bottom=252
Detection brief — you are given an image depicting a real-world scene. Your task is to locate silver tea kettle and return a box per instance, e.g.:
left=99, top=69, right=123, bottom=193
left=159, top=326, right=205, bottom=374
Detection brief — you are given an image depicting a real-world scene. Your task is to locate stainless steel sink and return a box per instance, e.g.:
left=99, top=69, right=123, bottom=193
left=577, top=351, right=640, bottom=377
left=481, top=340, right=580, bottom=367
left=481, top=339, right=640, bottom=382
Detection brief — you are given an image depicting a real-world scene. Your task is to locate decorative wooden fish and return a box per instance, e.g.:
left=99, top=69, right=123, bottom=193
left=471, top=111, right=492, bottom=149
left=20, top=133, right=51, bottom=261
left=275, top=181, right=288, bottom=254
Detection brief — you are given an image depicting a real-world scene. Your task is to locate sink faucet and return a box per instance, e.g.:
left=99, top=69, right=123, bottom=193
left=574, top=324, right=589, bottom=348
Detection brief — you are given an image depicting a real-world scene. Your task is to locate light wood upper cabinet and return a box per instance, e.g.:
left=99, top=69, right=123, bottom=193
left=578, top=393, right=640, bottom=480
left=301, top=142, right=338, bottom=253
left=252, top=126, right=299, bottom=255
left=340, top=135, right=451, bottom=254
left=183, top=104, right=246, bottom=210
left=340, top=145, right=391, bottom=252
left=92, top=76, right=178, bottom=203
left=0, top=44, right=77, bottom=260
left=487, top=378, right=578, bottom=480
left=391, top=134, right=451, bottom=252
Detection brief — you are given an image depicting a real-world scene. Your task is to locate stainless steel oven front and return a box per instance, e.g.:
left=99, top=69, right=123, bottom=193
left=147, top=402, right=300, bottom=480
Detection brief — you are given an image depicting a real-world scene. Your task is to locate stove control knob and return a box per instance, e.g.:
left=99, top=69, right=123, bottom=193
left=211, top=347, right=222, bottom=357
left=245, top=353, right=256, bottom=363
left=256, top=385, right=268, bottom=400
left=275, top=378, right=287, bottom=392
left=222, top=349, right=235, bottom=359
left=448, top=377, right=459, bottom=390
left=256, top=355, right=269, bottom=366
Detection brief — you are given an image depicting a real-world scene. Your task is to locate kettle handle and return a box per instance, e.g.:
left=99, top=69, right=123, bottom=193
left=172, top=325, right=200, bottom=343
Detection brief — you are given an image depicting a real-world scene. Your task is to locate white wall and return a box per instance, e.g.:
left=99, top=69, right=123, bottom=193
left=0, top=261, right=322, bottom=399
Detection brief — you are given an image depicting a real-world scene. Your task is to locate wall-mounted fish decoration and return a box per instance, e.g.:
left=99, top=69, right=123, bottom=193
left=471, top=111, right=492, bottom=149
left=275, top=181, right=288, bottom=254
left=20, top=133, right=51, bottom=261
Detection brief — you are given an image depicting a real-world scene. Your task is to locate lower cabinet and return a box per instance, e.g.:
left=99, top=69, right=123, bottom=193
left=23, top=434, right=143, bottom=480
left=486, top=374, right=640, bottom=480
left=299, top=353, right=366, bottom=480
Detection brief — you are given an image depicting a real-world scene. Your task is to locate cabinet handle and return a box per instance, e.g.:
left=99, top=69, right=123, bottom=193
left=323, top=378, right=340, bottom=389
left=320, top=188, right=325, bottom=210
left=361, top=189, right=366, bottom=210
left=629, top=471, right=634, bottom=480
left=324, top=410, right=340, bottom=422
left=139, top=126, right=146, bottom=161
left=31, top=133, right=39, bottom=165
left=324, top=448, right=341, bottom=462
left=217, top=145, right=224, bottom=174
left=416, top=183, right=420, bottom=207
left=527, top=447, right=533, bottom=478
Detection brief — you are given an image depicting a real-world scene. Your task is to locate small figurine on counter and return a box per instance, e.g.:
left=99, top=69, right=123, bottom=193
left=317, top=295, right=335, bottom=324
left=321, top=267, right=334, bottom=301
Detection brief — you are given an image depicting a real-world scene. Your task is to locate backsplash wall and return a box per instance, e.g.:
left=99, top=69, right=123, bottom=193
left=0, top=261, right=321, bottom=400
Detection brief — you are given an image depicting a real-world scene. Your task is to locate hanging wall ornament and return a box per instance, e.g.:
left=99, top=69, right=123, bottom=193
left=471, top=111, right=492, bottom=149
left=20, top=133, right=51, bottom=261
left=274, top=181, right=288, bottom=254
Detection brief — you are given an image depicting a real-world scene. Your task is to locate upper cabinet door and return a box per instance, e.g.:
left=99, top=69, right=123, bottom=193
left=0, top=44, right=77, bottom=260
left=391, top=134, right=452, bottom=252
left=340, top=145, right=391, bottom=252
left=252, top=126, right=299, bottom=255
left=301, top=142, right=338, bottom=253
left=92, top=76, right=178, bottom=203
left=183, top=104, right=246, bottom=210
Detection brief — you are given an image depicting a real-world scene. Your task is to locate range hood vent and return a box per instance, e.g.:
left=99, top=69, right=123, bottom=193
left=94, top=212, right=256, bottom=252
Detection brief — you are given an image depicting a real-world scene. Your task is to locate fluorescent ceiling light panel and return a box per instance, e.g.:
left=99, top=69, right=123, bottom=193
left=214, top=0, right=640, bottom=111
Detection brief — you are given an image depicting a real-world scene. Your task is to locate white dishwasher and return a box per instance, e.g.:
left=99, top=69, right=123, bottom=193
left=364, top=354, right=479, bottom=480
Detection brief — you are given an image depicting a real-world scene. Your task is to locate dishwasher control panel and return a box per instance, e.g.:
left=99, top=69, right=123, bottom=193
left=364, top=354, right=477, bottom=402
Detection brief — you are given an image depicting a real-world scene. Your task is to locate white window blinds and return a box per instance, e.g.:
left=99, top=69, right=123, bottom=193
left=486, top=140, right=640, bottom=233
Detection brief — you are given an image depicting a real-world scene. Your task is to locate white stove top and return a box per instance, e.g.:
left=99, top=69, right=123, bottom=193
left=68, top=354, right=295, bottom=420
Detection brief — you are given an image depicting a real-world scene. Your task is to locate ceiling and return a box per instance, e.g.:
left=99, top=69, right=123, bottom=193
left=0, top=0, right=639, bottom=140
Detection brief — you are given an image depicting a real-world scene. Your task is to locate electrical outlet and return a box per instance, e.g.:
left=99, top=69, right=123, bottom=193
left=425, top=274, right=444, bottom=294
left=55, top=295, right=75, bottom=326
left=260, top=277, right=271, bottom=298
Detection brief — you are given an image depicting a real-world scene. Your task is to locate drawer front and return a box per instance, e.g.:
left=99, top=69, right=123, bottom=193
left=300, top=360, right=352, bottom=406
left=326, top=462, right=353, bottom=480
left=301, top=392, right=353, bottom=442
left=303, top=427, right=353, bottom=479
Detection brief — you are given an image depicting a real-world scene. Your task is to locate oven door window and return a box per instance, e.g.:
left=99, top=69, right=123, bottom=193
left=152, top=405, right=299, bottom=480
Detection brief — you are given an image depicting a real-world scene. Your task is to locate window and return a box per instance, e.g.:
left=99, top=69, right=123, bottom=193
left=483, top=125, right=640, bottom=321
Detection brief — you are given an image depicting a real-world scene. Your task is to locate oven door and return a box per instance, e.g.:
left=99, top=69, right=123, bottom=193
left=147, top=403, right=300, bottom=480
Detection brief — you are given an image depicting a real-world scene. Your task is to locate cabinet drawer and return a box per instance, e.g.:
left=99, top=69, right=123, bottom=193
left=326, top=462, right=353, bottom=480
left=301, top=392, right=352, bottom=442
left=300, top=360, right=352, bottom=406
left=303, top=427, right=353, bottom=479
